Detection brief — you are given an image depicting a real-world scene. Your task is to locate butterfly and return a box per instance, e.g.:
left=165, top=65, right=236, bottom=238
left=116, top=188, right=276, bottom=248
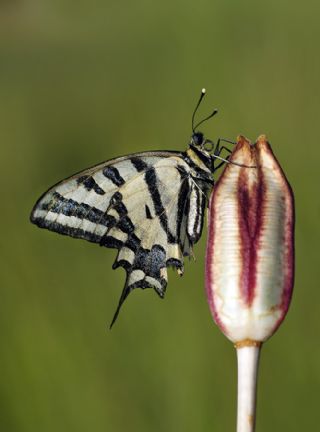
left=30, top=89, right=238, bottom=327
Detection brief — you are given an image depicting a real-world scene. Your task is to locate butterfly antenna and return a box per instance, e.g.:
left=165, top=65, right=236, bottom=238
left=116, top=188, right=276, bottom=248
left=193, top=109, right=218, bottom=131
left=192, top=88, right=206, bottom=132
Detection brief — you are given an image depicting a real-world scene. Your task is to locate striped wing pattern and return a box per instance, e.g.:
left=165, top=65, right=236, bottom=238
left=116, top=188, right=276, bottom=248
left=31, top=151, right=212, bottom=324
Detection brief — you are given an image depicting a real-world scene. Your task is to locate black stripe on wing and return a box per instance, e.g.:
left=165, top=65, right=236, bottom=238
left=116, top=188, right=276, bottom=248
left=144, top=167, right=176, bottom=244
left=33, top=218, right=103, bottom=243
left=40, top=192, right=116, bottom=227
left=103, top=166, right=125, bottom=186
left=130, top=157, right=148, bottom=172
left=31, top=192, right=116, bottom=243
left=77, top=175, right=105, bottom=195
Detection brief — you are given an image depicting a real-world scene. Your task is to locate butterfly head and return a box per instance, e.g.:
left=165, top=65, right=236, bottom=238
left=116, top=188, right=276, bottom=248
left=190, top=131, right=215, bottom=153
left=191, top=131, right=205, bottom=146
left=187, top=131, right=214, bottom=172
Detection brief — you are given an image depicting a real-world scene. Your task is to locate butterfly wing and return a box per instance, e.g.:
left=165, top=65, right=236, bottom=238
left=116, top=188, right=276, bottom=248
left=30, top=151, right=212, bottom=324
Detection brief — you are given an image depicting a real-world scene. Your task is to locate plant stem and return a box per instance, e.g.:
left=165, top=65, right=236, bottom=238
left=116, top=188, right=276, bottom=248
left=236, top=344, right=261, bottom=432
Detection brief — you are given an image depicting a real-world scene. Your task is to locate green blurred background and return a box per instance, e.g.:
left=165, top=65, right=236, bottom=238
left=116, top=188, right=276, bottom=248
left=1, top=1, right=319, bottom=431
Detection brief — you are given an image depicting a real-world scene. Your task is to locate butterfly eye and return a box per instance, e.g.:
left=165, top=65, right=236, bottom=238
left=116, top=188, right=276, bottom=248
left=204, top=140, right=214, bottom=152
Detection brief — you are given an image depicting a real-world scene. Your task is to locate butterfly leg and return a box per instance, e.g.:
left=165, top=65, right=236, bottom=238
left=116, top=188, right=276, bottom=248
left=217, top=145, right=232, bottom=155
left=212, top=139, right=234, bottom=171
left=213, top=157, right=230, bottom=172
left=214, top=138, right=235, bottom=156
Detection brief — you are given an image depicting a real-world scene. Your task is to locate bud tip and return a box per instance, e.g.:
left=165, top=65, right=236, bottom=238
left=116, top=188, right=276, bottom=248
left=256, top=134, right=268, bottom=144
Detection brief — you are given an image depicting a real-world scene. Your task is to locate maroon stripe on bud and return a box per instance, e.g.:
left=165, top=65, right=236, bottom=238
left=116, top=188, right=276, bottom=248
left=237, top=159, right=265, bottom=306
left=238, top=175, right=256, bottom=306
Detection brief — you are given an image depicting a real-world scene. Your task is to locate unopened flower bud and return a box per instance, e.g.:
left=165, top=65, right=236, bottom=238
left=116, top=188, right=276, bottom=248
left=205, top=135, right=295, bottom=344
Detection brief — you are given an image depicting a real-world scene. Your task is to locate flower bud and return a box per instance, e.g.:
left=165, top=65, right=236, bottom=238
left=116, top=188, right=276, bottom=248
left=205, top=135, right=294, bottom=344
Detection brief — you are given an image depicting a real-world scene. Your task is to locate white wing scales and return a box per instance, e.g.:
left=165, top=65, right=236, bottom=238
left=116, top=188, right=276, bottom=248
left=31, top=151, right=212, bottom=325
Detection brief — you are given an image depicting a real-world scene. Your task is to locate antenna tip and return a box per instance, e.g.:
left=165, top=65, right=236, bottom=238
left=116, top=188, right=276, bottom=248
left=201, top=88, right=206, bottom=94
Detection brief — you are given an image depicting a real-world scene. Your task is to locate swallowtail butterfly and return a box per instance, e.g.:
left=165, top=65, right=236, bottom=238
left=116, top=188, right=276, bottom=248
left=30, top=89, right=238, bottom=326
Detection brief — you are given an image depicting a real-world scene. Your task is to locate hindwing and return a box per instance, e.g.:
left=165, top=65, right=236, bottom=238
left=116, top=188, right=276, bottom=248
left=30, top=150, right=213, bottom=325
